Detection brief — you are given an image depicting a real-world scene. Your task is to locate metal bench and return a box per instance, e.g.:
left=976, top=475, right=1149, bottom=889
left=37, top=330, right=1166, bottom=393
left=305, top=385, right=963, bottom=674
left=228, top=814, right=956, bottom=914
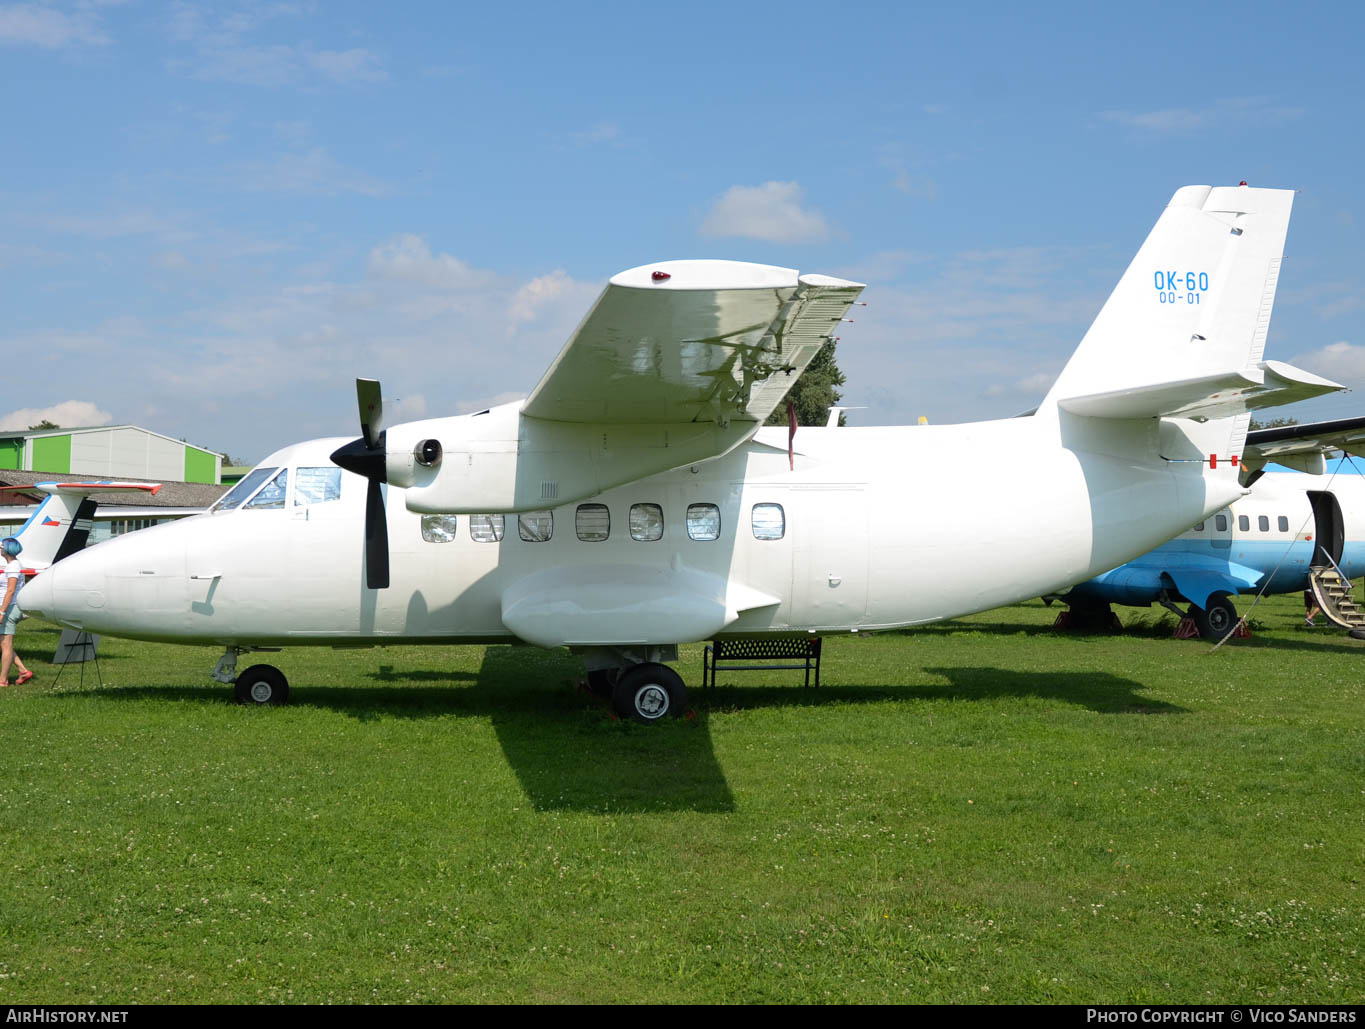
left=702, top=637, right=823, bottom=690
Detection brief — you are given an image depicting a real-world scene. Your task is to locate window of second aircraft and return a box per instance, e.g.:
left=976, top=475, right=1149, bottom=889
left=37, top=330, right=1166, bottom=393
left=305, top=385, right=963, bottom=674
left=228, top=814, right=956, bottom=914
left=1238, top=515, right=1250, bottom=532
left=244, top=468, right=288, bottom=510
left=1215, top=515, right=1228, bottom=531
left=1279, top=516, right=1289, bottom=532
left=1258, top=515, right=1269, bottom=532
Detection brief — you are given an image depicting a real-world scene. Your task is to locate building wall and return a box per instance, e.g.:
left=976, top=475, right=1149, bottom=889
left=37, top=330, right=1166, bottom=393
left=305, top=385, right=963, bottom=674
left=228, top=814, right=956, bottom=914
left=31, top=435, right=71, bottom=474
left=184, top=448, right=218, bottom=484
left=1, top=428, right=221, bottom=483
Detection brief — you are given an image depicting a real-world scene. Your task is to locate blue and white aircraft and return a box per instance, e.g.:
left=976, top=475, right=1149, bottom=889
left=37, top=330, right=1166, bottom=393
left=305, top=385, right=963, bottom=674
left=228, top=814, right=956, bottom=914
left=1058, top=417, right=1365, bottom=637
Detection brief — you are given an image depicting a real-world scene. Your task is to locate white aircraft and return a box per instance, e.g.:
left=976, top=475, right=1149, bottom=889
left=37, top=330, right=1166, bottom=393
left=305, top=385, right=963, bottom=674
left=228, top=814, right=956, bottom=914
left=20, top=185, right=1343, bottom=721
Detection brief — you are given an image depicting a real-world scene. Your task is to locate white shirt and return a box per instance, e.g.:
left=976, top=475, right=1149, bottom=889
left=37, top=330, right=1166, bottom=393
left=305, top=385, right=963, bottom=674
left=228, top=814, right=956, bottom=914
left=3, top=557, right=22, bottom=607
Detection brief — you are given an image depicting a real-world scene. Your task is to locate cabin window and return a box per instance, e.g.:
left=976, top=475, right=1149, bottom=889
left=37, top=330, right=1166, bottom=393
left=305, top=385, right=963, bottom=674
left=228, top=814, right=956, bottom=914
left=243, top=468, right=288, bottom=510
left=1238, top=515, right=1249, bottom=532
left=630, top=503, right=664, bottom=541
left=1215, top=514, right=1228, bottom=531
left=470, top=515, right=505, bottom=543
left=752, top=503, right=785, bottom=540
left=1279, top=516, right=1289, bottom=532
left=421, top=514, right=458, bottom=543
left=687, top=503, right=721, bottom=541
left=211, top=466, right=277, bottom=511
left=294, top=467, right=342, bottom=505
left=1194, top=522, right=1205, bottom=532
left=1258, top=515, right=1269, bottom=532
left=518, top=510, right=554, bottom=542
left=575, top=504, right=610, bottom=541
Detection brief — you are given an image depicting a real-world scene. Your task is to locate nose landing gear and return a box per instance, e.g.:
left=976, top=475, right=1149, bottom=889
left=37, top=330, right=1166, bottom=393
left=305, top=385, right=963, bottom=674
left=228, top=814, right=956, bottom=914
left=212, top=646, right=291, bottom=706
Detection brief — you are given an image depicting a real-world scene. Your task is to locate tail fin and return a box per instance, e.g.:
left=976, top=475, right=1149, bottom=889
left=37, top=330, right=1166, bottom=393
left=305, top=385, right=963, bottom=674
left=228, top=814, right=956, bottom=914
left=1042, top=185, right=1338, bottom=439
left=1, top=482, right=162, bottom=571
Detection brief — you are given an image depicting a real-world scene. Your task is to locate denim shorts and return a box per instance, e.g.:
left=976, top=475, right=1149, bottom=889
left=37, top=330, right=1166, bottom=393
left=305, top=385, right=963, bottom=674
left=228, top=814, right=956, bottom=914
left=1, top=600, right=22, bottom=635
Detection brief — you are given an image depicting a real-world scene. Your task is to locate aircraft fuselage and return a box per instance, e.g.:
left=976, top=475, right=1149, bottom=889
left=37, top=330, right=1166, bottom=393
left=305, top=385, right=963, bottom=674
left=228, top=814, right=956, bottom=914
left=21, top=412, right=1241, bottom=650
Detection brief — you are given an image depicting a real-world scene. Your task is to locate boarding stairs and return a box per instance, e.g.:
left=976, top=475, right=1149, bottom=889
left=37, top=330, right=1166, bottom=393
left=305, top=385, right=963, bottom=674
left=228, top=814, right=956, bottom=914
left=1308, top=559, right=1365, bottom=631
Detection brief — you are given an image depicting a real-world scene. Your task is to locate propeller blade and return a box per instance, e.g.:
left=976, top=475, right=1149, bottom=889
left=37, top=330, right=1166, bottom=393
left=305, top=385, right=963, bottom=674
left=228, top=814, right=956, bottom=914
left=365, top=477, right=390, bottom=590
left=356, top=378, right=383, bottom=450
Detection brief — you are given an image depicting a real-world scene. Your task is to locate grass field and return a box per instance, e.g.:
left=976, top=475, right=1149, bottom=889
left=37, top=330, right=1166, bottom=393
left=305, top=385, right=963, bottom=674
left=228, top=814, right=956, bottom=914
left=1, top=594, right=1362, bottom=1004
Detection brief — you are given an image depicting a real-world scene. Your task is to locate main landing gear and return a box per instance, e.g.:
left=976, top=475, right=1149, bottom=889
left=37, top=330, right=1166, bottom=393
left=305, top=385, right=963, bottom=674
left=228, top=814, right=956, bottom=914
left=212, top=647, right=290, bottom=706
left=581, top=647, right=688, bottom=725
left=1187, top=592, right=1238, bottom=641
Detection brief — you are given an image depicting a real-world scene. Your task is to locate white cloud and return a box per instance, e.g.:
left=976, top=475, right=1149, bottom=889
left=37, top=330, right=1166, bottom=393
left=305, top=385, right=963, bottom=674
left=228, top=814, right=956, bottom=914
left=367, top=234, right=500, bottom=290
left=699, top=181, right=829, bottom=244
left=1290, top=341, right=1365, bottom=386
left=510, top=269, right=579, bottom=325
left=0, top=3, right=108, bottom=48
left=237, top=148, right=388, bottom=197
left=308, top=48, right=387, bottom=84
left=983, top=372, right=1056, bottom=399
left=1099, top=97, right=1305, bottom=134
left=572, top=121, right=620, bottom=146
left=0, top=400, right=112, bottom=431
left=164, top=5, right=388, bottom=87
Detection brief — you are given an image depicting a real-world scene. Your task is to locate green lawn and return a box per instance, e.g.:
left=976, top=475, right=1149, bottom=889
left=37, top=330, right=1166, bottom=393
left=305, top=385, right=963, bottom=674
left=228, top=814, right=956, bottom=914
left=1, top=594, right=1361, bottom=1004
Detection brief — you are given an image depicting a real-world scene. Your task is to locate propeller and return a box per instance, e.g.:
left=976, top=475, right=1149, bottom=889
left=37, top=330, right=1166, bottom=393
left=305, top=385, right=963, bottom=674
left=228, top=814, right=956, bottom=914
left=330, top=378, right=390, bottom=589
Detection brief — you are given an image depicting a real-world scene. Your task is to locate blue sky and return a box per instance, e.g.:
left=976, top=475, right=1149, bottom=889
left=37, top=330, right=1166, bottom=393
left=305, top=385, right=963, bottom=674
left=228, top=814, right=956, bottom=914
left=2, top=0, right=1362, bottom=462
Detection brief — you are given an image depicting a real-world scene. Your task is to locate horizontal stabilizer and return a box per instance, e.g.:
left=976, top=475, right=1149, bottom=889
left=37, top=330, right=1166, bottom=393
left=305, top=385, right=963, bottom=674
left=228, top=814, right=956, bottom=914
left=1058, top=361, right=1342, bottom=420
left=1245, top=414, right=1365, bottom=462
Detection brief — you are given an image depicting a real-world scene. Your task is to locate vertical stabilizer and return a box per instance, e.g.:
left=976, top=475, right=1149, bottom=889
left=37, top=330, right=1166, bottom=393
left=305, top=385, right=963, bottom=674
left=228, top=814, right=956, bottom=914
left=1043, top=185, right=1294, bottom=414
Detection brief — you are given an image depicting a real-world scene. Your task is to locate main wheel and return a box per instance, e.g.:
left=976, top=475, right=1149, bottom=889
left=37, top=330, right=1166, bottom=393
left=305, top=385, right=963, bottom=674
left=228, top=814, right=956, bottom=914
left=1188, top=593, right=1238, bottom=640
left=235, top=664, right=290, bottom=706
left=611, top=662, right=686, bottom=724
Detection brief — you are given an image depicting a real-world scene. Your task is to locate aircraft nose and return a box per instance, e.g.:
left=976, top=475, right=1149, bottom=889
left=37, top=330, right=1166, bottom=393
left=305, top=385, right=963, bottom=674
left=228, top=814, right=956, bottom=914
left=18, top=549, right=106, bottom=624
left=17, top=569, right=54, bottom=619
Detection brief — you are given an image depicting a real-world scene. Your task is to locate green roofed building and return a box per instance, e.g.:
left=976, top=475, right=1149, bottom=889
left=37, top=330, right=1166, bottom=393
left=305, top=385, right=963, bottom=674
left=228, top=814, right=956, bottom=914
left=0, top=425, right=222, bottom=485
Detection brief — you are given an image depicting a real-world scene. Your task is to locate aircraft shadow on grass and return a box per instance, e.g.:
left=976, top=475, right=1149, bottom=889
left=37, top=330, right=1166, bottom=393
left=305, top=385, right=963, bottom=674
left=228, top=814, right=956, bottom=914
left=45, top=652, right=1188, bottom=810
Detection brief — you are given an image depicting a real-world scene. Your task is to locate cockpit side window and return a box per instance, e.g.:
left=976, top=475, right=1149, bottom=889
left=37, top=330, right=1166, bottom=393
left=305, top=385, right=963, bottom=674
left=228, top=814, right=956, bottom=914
left=244, top=468, right=289, bottom=510
left=294, top=467, right=342, bottom=505
left=210, top=467, right=278, bottom=512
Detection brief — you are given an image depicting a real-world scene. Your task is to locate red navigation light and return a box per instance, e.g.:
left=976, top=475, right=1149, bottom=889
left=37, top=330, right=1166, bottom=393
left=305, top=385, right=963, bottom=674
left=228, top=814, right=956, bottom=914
left=1239, top=181, right=1248, bottom=186
left=651, top=270, right=671, bottom=282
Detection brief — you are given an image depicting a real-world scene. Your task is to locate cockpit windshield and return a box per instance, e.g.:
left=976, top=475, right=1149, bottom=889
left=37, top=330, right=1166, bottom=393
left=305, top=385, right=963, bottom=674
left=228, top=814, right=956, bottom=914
left=210, top=466, right=279, bottom=512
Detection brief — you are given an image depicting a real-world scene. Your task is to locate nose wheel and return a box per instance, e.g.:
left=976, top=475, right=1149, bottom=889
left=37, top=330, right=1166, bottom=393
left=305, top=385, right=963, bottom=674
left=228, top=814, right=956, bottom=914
left=234, top=664, right=290, bottom=706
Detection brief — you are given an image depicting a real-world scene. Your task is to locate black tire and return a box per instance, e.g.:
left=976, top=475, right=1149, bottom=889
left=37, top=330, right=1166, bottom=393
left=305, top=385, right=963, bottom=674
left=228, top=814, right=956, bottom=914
left=586, top=668, right=620, bottom=698
left=1188, top=593, right=1238, bottom=640
left=235, top=664, right=290, bottom=706
left=611, top=662, right=686, bottom=724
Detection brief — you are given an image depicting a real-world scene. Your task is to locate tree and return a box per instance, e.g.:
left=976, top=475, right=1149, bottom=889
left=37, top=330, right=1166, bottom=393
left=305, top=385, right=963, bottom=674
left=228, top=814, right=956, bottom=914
left=1249, top=417, right=1299, bottom=431
left=27, top=419, right=59, bottom=430
left=765, top=340, right=847, bottom=427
